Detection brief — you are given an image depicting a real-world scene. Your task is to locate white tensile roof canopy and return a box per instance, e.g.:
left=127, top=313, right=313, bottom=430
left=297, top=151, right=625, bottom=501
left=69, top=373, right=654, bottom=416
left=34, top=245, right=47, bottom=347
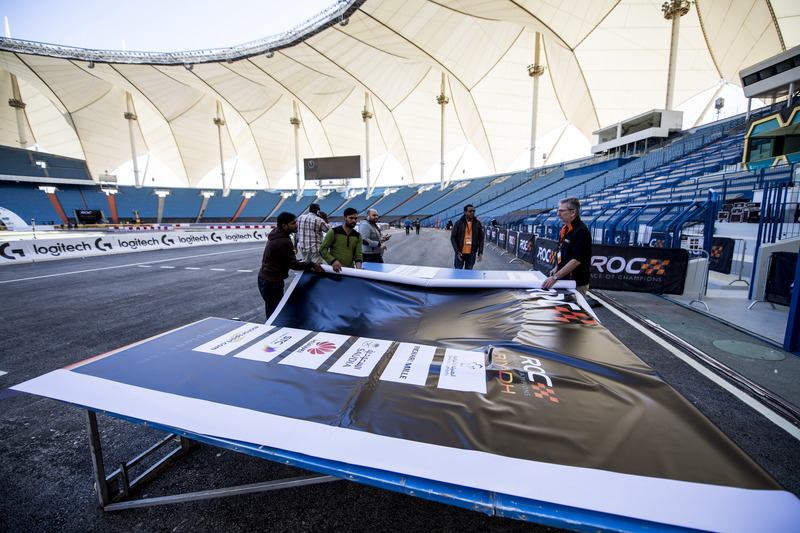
left=0, top=0, right=797, bottom=191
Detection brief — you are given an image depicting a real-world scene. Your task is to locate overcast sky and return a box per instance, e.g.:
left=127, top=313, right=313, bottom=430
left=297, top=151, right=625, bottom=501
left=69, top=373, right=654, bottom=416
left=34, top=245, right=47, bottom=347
left=3, top=0, right=336, bottom=52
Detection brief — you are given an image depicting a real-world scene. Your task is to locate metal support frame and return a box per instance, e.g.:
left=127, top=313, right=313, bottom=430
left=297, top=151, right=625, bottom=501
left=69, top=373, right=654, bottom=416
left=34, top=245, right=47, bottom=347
left=688, top=249, right=710, bottom=311
left=86, top=410, right=339, bottom=512
left=748, top=253, right=778, bottom=310
left=728, top=239, right=749, bottom=286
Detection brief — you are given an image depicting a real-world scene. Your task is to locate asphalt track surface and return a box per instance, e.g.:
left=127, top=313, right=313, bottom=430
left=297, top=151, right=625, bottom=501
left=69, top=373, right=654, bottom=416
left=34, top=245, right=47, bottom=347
left=1, top=228, right=797, bottom=533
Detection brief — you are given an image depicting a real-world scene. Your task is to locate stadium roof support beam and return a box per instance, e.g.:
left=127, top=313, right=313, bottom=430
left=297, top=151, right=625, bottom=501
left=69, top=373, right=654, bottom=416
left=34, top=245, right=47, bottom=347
left=363, top=93, right=373, bottom=199
left=213, top=102, right=228, bottom=197
left=8, top=74, right=28, bottom=149
left=662, top=0, right=691, bottom=111
left=437, top=74, right=449, bottom=191
left=124, top=93, right=141, bottom=189
left=291, top=101, right=303, bottom=201
left=528, top=33, right=545, bottom=169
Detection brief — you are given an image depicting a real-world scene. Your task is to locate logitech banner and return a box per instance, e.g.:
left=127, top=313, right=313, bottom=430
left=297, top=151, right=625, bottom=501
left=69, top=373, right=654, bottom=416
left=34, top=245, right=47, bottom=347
left=533, top=237, right=558, bottom=275
left=0, top=228, right=271, bottom=265
left=517, top=232, right=534, bottom=264
left=590, top=244, right=689, bottom=294
left=709, top=237, right=735, bottom=274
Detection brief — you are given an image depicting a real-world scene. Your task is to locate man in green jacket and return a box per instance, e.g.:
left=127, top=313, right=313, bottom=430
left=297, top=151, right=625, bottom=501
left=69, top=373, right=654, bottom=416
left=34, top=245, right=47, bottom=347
left=320, top=207, right=363, bottom=272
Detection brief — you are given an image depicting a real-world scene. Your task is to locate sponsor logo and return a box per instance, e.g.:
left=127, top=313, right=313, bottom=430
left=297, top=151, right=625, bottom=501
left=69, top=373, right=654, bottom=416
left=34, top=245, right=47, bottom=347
left=592, top=255, right=648, bottom=275
left=649, top=238, right=665, bottom=247
left=537, top=246, right=557, bottom=264
left=710, top=245, right=722, bottom=259
left=263, top=333, right=294, bottom=352
left=94, top=238, right=113, bottom=251
left=0, top=242, right=25, bottom=260
left=208, top=326, right=261, bottom=350
left=551, top=305, right=598, bottom=325
left=211, top=232, right=222, bottom=242
left=161, top=235, right=175, bottom=246
left=493, top=351, right=558, bottom=403
left=307, top=341, right=337, bottom=355
left=32, top=241, right=92, bottom=257
left=178, top=234, right=210, bottom=245
left=640, top=258, right=670, bottom=275
left=224, top=232, right=256, bottom=242
left=116, top=237, right=160, bottom=250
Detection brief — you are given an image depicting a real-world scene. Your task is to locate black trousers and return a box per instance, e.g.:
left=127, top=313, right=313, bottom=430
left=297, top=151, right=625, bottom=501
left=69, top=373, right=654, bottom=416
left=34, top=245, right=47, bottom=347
left=258, top=277, right=284, bottom=320
left=362, top=253, right=384, bottom=263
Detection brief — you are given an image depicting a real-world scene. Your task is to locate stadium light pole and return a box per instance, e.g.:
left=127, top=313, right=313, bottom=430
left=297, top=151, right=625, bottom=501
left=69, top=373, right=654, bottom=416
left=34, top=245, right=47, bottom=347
left=213, top=102, right=228, bottom=197
left=291, top=101, right=303, bottom=200
left=528, top=32, right=545, bottom=169
left=362, top=93, right=373, bottom=198
left=124, top=93, right=141, bottom=188
left=662, top=0, right=691, bottom=111
left=437, top=74, right=449, bottom=191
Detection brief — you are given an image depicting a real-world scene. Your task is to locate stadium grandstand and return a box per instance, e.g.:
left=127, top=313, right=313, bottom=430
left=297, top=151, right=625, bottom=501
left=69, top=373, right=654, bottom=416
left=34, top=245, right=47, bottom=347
left=3, top=1, right=800, bottom=530
left=1, top=1, right=797, bottom=235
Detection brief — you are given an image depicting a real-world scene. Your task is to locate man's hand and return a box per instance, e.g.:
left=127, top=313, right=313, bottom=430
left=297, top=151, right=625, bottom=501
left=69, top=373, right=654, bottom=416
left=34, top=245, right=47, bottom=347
left=383, top=234, right=391, bottom=241
left=332, top=260, right=342, bottom=273
left=542, top=276, right=556, bottom=290
left=457, top=252, right=463, bottom=261
left=311, top=262, right=323, bottom=273
left=477, top=253, right=483, bottom=263
left=379, top=243, right=387, bottom=250
left=355, top=261, right=363, bottom=270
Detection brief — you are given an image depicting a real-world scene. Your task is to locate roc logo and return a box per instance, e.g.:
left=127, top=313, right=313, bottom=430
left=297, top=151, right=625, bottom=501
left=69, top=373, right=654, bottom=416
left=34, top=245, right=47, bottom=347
left=640, top=259, right=669, bottom=275
left=531, top=382, right=559, bottom=403
left=536, top=247, right=557, bottom=264
left=710, top=245, right=722, bottom=259
left=551, top=305, right=598, bottom=325
left=308, top=341, right=337, bottom=355
left=649, top=238, right=666, bottom=248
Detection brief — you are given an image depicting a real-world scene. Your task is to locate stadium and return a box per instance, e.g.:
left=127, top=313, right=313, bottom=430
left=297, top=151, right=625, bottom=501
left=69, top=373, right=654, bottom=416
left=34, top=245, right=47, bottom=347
left=2, top=1, right=800, bottom=532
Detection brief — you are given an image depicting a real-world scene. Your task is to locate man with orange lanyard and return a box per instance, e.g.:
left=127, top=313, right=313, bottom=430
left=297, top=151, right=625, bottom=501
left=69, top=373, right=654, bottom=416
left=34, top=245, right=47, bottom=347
left=450, top=204, right=484, bottom=269
left=542, top=196, right=592, bottom=296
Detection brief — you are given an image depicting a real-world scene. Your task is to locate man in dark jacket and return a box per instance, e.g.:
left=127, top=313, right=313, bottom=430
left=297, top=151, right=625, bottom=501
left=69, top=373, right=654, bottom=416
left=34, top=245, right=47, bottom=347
left=542, top=196, right=592, bottom=296
left=258, top=212, right=322, bottom=320
left=450, top=204, right=484, bottom=269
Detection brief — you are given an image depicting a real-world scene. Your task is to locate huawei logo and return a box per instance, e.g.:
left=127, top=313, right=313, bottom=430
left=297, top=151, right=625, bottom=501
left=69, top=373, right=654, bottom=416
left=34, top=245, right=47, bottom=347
left=308, top=341, right=337, bottom=355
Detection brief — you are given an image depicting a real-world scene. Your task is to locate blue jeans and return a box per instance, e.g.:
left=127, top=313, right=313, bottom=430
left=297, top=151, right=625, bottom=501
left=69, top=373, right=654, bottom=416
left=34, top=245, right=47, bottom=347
left=453, top=253, right=477, bottom=270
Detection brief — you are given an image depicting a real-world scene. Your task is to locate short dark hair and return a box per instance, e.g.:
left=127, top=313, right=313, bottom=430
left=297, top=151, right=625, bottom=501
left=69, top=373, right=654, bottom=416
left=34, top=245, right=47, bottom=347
left=277, top=212, right=296, bottom=227
left=464, top=204, right=474, bottom=212
left=309, top=203, right=320, bottom=214
left=343, top=207, right=358, bottom=217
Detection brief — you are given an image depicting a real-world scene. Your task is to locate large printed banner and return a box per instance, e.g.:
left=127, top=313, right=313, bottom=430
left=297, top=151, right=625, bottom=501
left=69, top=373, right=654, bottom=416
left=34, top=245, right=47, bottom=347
left=533, top=236, right=558, bottom=275
left=765, top=251, right=797, bottom=306
left=590, top=244, right=689, bottom=294
left=0, top=228, right=271, bottom=265
left=710, top=237, right=735, bottom=274
left=516, top=232, right=534, bottom=264
left=497, top=229, right=508, bottom=251
left=13, top=268, right=800, bottom=532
